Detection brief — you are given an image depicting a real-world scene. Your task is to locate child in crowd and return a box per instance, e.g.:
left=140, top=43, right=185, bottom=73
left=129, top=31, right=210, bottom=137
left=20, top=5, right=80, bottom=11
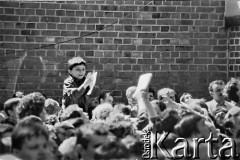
left=62, top=57, right=93, bottom=112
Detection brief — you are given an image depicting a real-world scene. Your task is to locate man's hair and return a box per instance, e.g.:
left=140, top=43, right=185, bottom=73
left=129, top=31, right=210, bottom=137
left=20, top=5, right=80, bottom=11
left=60, top=104, right=83, bottom=121
left=11, top=123, right=49, bottom=150
left=68, top=57, right=86, bottom=70
left=208, top=80, right=225, bottom=92
left=76, top=123, right=109, bottom=149
left=17, top=115, right=43, bottom=127
left=113, top=103, right=131, bottom=116
left=157, top=88, right=175, bottom=100
left=4, top=98, right=21, bottom=116
left=148, top=87, right=156, bottom=97
left=224, top=78, right=240, bottom=103
left=17, top=92, right=46, bottom=120
left=174, top=113, right=203, bottom=138
left=92, top=103, right=113, bottom=121
left=44, top=98, right=60, bottom=115
left=108, top=121, right=134, bottom=138
left=98, top=92, right=112, bottom=104
left=125, top=86, right=136, bottom=99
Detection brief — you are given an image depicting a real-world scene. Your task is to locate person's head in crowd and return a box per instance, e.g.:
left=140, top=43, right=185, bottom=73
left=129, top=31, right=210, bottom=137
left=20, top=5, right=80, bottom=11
left=68, top=56, right=86, bottom=80
left=60, top=104, right=89, bottom=124
left=180, top=92, right=193, bottom=104
left=224, top=78, right=240, bottom=105
left=94, top=140, right=130, bottom=160
left=17, top=115, right=43, bottom=127
left=91, top=103, right=113, bottom=122
left=113, top=103, right=131, bottom=116
left=126, top=86, right=137, bottom=107
left=12, top=91, right=24, bottom=98
left=54, top=121, right=75, bottom=145
left=174, top=113, right=215, bottom=139
left=44, top=98, right=61, bottom=116
left=107, top=112, right=131, bottom=124
left=45, top=114, right=59, bottom=126
left=157, top=88, right=180, bottom=111
left=208, top=80, right=225, bottom=102
left=148, top=87, right=156, bottom=102
left=121, top=135, right=144, bottom=159
left=76, top=123, right=112, bottom=160
left=17, top=92, right=46, bottom=122
left=98, top=92, right=114, bottom=105
left=224, top=108, right=240, bottom=138
left=0, top=123, right=14, bottom=154
left=109, top=121, right=135, bottom=139
left=11, top=123, right=51, bottom=160
left=4, top=98, right=21, bottom=123
left=158, top=88, right=176, bottom=102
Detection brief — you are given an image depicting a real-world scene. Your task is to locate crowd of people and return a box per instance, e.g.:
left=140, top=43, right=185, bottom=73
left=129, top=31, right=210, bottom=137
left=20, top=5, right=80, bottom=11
left=0, top=56, right=240, bottom=160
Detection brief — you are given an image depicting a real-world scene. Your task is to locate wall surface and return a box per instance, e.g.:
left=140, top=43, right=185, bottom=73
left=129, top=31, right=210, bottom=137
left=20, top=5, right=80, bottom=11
left=0, top=0, right=229, bottom=104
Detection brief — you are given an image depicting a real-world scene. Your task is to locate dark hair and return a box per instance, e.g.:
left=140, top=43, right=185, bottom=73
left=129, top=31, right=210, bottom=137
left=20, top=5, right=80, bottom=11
left=224, top=78, right=240, bottom=103
left=17, top=92, right=46, bottom=120
left=148, top=87, right=156, bottom=97
left=4, top=98, right=21, bottom=116
left=17, top=115, right=43, bottom=126
left=11, top=123, right=49, bottom=150
left=109, top=121, right=133, bottom=138
left=76, top=123, right=109, bottom=149
left=174, top=114, right=203, bottom=138
left=98, top=92, right=112, bottom=104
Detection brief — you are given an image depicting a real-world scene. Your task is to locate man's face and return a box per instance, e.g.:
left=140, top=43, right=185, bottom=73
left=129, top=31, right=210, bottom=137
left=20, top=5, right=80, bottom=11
left=127, top=97, right=137, bottom=107
left=148, top=92, right=154, bottom=101
left=69, top=64, right=86, bottom=80
left=16, top=136, right=49, bottom=160
left=184, top=94, right=192, bottom=103
left=81, top=134, right=111, bottom=160
left=210, top=84, right=225, bottom=101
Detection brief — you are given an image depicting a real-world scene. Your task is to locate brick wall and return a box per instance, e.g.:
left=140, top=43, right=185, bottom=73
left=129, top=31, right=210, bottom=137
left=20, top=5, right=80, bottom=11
left=0, top=0, right=228, bottom=105
left=229, top=26, right=240, bottom=78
